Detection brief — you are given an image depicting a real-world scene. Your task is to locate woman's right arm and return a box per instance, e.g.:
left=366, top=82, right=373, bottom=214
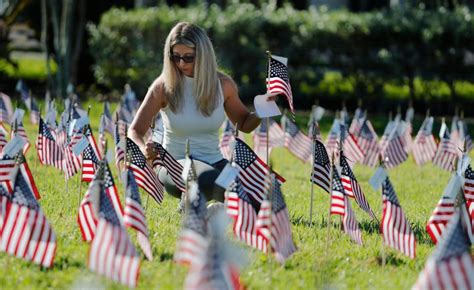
left=128, top=78, right=165, bottom=157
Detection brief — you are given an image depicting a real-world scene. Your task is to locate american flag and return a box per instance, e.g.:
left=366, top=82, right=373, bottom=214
left=98, top=114, right=107, bottom=156
left=114, top=121, right=125, bottom=172
left=433, top=125, right=458, bottom=172
left=184, top=233, right=245, bottom=290
left=233, top=138, right=285, bottom=205
left=340, top=153, right=376, bottom=220
left=174, top=181, right=210, bottom=267
left=226, top=177, right=267, bottom=252
left=379, top=120, right=408, bottom=169
left=0, top=123, right=7, bottom=152
left=307, top=119, right=322, bottom=142
left=357, top=119, right=379, bottom=167
left=2, top=153, right=41, bottom=200
left=413, top=211, right=474, bottom=290
left=79, top=125, right=102, bottom=182
left=184, top=208, right=245, bottom=290
left=463, top=165, right=474, bottom=237
left=82, top=144, right=100, bottom=183
left=102, top=101, right=115, bottom=135
left=77, top=178, right=99, bottom=242
left=15, top=79, right=31, bottom=110
left=0, top=170, right=56, bottom=267
left=381, top=177, right=416, bottom=258
left=126, top=137, right=164, bottom=204
left=0, top=93, right=10, bottom=123
left=255, top=176, right=296, bottom=264
left=326, top=118, right=341, bottom=159
left=412, top=116, right=437, bottom=166
left=282, top=116, right=312, bottom=162
left=330, top=166, right=345, bottom=216
left=310, top=139, right=331, bottom=193
left=266, top=55, right=294, bottom=114
left=341, top=130, right=364, bottom=167
left=78, top=160, right=123, bottom=242
left=88, top=169, right=140, bottom=288
left=0, top=158, right=17, bottom=193
left=124, top=170, right=153, bottom=261
left=153, top=141, right=186, bottom=192
left=426, top=193, right=455, bottom=245
left=30, top=98, right=40, bottom=125
left=11, top=121, right=31, bottom=155
left=343, top=194, right=363, bottom=245
left=348, top=109, right=365, bottom=136
left=0, top=180, right=8, bottom=233
left=35, top=118, right=63, bottom=170
left=219, top=119, right=236, bottom=161
left=253, top=118, right=286, bottom=163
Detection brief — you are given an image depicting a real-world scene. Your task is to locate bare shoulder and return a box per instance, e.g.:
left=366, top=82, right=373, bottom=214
left=149, top=76, right=167, bottom=107
left=218, top=72, right=238, bottom=100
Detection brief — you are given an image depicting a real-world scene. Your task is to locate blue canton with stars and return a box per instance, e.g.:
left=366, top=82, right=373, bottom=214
left=39, top=118, right=55, bottom=141
left=269, top=57, right=289, bottom=84
left=433, top=212, right=472, bottom=261
left=313, top=140, right=330, bottom=167
left=340, top=155, right=357, bottom=180
left=183, top=189, right=207, bottom=236
left=12, top=172, right=39, bottom=211
left=284, top=118, right=299, bottom=138
left=126, top=138, right=147, bottom=169
left=98, top=181, right=121, bottom=226
left=269, top=179, right=286, bottom=213
left=332, top=166, right=345, bottom=194
left=230, top=178, right=260, bottom=212
left=382, top=178, right=400, bottom=206
left=234, top=139, right=258, bottom=170
left=126, top=170, right=142, bottom=205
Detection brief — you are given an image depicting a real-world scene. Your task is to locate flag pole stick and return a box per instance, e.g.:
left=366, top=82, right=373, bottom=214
left=34, top=105, right=42, bottom=175
left=326, top=153, right=335, bottom=253
left=379, top=154, right=386, bottom=267
left=265, top=50, right=272, bottom=166
left=309, top=119, right=318, bottom=226
left=265, top=50, right=274, bottom=286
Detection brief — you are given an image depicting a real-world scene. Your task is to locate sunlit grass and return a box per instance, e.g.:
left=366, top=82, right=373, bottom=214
left=0, top=100, right=462, bottom=289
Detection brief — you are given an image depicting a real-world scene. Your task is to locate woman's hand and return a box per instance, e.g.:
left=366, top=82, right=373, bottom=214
left=143, top=141, right=157, bottom=161
left=266, top=92, right=279, bottom=101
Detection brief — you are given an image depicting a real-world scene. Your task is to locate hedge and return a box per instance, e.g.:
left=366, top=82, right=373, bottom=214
left=88, top=3, right=474, bottom=114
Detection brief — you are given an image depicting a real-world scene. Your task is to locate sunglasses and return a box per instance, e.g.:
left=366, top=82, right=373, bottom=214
left=170, top=54, right=196, bottom=64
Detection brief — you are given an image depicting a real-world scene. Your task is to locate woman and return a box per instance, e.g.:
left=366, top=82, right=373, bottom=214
left=129, top=22, right=262, bottom=203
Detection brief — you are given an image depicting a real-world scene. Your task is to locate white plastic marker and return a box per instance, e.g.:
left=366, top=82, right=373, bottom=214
left=254, top=93, right=281, bottom=118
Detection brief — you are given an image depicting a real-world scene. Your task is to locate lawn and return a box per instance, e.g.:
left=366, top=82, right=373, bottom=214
left=0, top=100, right=461, bottom=289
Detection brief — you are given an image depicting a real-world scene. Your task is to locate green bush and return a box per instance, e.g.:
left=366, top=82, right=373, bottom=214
left=88, top=4, right=474, bottom=114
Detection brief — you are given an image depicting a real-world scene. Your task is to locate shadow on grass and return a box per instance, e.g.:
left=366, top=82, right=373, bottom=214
left=50, top=256, right=84, bottom=271
left=158, top=252, right=174, bottom=262
left=359, top=219, right=433, bottom=245
left=376, top=252, right=406, bottom=266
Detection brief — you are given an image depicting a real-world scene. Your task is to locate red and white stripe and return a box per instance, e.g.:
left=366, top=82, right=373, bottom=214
left=432, top=138, right=458, bottom=172
left=129, top=163, right=163, bottom=204
left=226, top=190, right=267, bottom=252
left=412, top=133, right=437, bottom=166
left=255, top=200, right=296, bottom=264
left=124, top=196, right=152, bottom=261
left=0, top=203, right=56, bottom=267
left=342, top=133, right=364, bottom=166
left=343, top=195, right=362, bottom=245
left=284, top=130, right=313, bottom=162
left=36, top=135, right=64, bottom=171
left=382, top=193, right=416, bottom=258
left=426, top=195, right=455, bottom=244
left=88, top=219, right=140, bottom=288
left=77, top=182, right=98, bottom=242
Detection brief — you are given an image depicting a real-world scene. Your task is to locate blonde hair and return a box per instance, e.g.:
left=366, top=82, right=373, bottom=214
left=161, top=22, right=219, bottom=116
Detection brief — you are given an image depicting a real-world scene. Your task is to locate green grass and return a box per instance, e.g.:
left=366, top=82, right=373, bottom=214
left=0, top=52, right=57, bottom=80
left=0, top=100, right=464, bottom=289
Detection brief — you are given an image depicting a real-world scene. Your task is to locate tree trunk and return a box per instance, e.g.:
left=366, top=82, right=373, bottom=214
left=71, top=0, right=86, bottom=85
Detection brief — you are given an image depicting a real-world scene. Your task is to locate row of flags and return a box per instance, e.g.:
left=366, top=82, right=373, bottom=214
left=224, top=103, right=472, bottom=175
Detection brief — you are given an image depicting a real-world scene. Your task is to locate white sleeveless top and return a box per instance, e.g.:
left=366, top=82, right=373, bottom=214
left=161, top=75, right=226, bottom=163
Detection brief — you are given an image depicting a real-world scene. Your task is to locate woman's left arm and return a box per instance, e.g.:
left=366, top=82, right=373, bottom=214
left=222, top=77, right=261, bottom=133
